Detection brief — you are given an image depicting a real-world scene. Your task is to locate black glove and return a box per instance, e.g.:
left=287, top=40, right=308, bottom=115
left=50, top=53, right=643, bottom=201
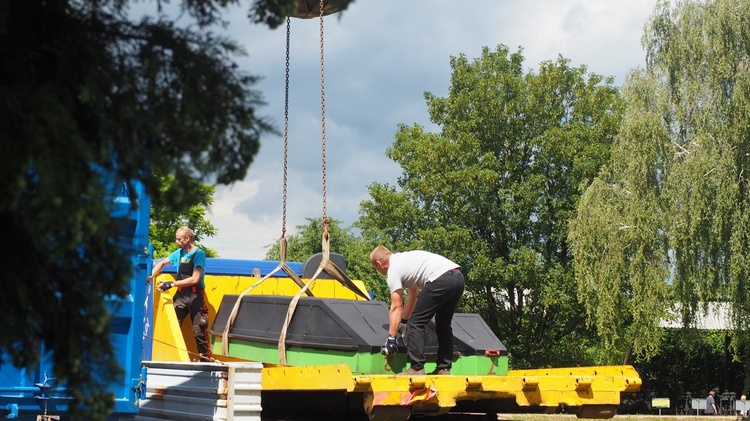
left=158, top=281, right=175, bottom=292
left=383, top=335, right=398, bottom=355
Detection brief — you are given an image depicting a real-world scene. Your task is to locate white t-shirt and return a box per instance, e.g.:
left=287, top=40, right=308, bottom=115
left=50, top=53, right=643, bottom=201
left=386, top=250, right=459, bottom=293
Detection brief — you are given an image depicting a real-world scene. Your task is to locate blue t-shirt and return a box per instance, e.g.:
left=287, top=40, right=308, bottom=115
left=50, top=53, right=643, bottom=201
left=168, top=247, right=206, bottom=289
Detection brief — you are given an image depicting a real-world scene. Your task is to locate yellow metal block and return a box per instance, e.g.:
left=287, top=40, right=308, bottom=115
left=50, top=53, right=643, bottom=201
left=262, top=364, right=356, bottom=391
left=504, top=365, right=641, bottom=408
left=311, top=279, right=335, bottom=298
left=150, top=275, right=190, bottom=362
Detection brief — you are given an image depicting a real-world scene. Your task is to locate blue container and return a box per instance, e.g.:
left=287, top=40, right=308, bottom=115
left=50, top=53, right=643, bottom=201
left=160, top=258, right=303, bottom=277
left=0, top=180, right=151, bottom=420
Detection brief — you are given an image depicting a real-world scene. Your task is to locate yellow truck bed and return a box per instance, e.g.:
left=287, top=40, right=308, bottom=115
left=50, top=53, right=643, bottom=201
left=261, top=363, right=641, bottom=420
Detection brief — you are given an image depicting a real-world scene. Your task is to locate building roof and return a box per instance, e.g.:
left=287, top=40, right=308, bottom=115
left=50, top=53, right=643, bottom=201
left=659, top=302, right=734, bottom=330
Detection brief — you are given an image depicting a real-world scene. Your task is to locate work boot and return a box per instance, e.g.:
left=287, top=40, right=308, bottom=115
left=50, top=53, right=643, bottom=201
left=398, top=367, right=425, bottom=376
left=430, top=368, right=451, bottom=375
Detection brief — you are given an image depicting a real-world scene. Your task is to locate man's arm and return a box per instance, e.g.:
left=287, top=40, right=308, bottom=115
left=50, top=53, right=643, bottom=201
left=388, top=290, right=404, bottom=336
left=149, top=258, right=169, bottom=280
left=175, top=267, right=203, bottom=288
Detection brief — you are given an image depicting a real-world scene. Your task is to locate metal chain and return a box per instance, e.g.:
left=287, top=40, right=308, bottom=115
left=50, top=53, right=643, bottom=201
left=282, top=17, right=291, bottom=238
left=319, top=0, right=327, bottom=225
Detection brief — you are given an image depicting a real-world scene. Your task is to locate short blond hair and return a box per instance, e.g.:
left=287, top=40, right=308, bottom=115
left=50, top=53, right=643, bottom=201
left=176, top=226, right=195, bottom=240
left=369, top=245, right=391, bottom=264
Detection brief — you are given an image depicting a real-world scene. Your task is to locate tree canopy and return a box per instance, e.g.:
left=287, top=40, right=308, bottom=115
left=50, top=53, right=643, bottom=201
left=0, top=0, right=353, bottom=418
left=569, top=0, right=750, bottom=365
left=357, top=45, right=623, bottom=368
left=150, top=175, right=218, bottom=258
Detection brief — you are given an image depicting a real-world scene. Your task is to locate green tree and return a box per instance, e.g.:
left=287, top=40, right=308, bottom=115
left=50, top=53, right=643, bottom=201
left=150, top=174, right=218, bottom=258
left=265, top=218, right=386, bottom=299
left=632, top=329, right=746, bottom=407
left=357, top=45, right=623, bottom=368
left=569, top=0, right=750, bottom=366
left=0, top=0, right=353, bottom=419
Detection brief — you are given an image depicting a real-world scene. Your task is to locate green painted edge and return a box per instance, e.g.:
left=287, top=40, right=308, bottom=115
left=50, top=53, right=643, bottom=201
left=212, top=338, right=508, bottom=376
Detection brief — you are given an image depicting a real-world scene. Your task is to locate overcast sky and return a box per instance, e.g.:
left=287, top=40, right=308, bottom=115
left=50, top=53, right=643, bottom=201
left=137, top=1, right=658, bottom=259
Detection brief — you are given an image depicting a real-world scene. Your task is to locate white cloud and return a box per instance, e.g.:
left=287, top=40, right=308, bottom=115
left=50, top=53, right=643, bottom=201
left=200, top=179, right=279, bottom=259
left=140, top=0, right=660, bottom=259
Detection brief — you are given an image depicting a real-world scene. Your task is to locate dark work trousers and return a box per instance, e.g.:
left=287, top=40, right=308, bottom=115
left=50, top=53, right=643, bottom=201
left=174, top=288, right=211, bottom=360
left=406, top=269, right=465, bottom=371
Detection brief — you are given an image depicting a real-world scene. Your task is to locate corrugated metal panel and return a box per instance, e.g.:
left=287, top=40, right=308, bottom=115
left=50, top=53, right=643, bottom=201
left=137, top=361, right=262, bottom=421
left=227, top=364, right=263, bottom=420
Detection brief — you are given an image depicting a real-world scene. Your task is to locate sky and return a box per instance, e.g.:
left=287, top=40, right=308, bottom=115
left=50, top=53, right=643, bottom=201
left=136, top=0, right=658, bottom=259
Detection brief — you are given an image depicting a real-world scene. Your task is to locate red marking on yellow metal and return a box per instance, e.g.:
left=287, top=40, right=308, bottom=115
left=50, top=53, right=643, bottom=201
left=400, top=386, right=437, bottom=405
left=373, top=392, right=389, bottom=406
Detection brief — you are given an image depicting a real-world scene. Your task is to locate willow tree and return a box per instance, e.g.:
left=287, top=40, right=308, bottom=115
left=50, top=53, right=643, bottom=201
left=358, top=45, right=623, bottom=368
left=570, top=0, right=750, bottom=364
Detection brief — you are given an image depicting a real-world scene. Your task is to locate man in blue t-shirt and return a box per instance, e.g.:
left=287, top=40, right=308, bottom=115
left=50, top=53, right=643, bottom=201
left=150, top=226, right=211, bottom=361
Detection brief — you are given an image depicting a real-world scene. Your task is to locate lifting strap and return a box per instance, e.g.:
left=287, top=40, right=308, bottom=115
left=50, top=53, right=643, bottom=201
left=219, top=3, right=370, bottom=363
left=220, top=17, right=312, bottom=357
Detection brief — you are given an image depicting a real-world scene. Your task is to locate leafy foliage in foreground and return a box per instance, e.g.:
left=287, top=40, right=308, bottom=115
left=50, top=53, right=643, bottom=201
left=0, top=0, right=360, bottom=418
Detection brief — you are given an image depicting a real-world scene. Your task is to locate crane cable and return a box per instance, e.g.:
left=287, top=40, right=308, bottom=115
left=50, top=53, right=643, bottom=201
left=216, top=1, right=368, bottom=362
left=278, top=0, right=328, bottom=366
left=308, top=3, right=370, bottom=301
left=282, top=14, right=290, bottom=242
left=307, top=0, right=368, bottom=302
left=319, top=0, right=328, bottom=226
left=219, top=16, right=312, bottom=357
left=277, top=0, right=370, bottom=366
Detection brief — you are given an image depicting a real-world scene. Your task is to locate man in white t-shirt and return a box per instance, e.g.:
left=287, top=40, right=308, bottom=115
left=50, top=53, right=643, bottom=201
left=369, top=245, right=465, bottom=376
